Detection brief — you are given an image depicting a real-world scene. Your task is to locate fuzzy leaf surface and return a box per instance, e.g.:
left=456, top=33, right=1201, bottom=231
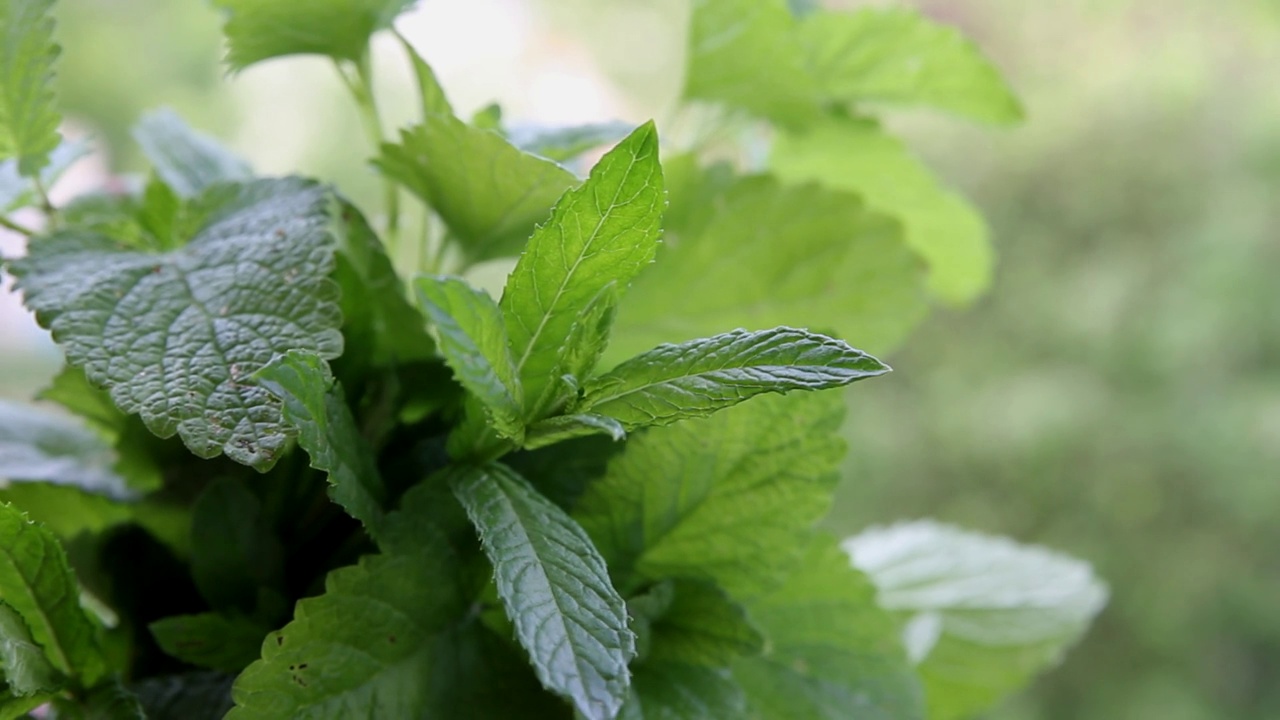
left=132, top=108, right=253, bottom=198
left=215, top=0, right=416, bottom=69
left=0, top=400, right=129, bottom=499
left=8, top=179, right=344, bottom=470
left=451, top=463, right=633, bottom=719
left=0, top=0, right=61, bottom=175
left=581, top=328, right=887, bottom=430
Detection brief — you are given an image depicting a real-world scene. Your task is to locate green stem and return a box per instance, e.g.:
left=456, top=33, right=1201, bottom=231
left=32, top=176, right=59, bottom=228
left=0, top=214, right=36, bottom=236
left=336, top=56, right=400, bottom=252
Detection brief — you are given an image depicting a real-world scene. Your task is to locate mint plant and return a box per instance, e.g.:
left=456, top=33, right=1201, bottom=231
left=0, top=1, right=1107, bottom=718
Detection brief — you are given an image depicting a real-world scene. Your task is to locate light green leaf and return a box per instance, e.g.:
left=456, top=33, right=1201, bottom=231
left=189, top=478, right=284, bottom=614
left=450, top=463, right=633, bottom=719
left=9, top=179, right=345, bottom=470
left=0, top=399, right=129, bottom=499
left=620, top=663, right=748, bottom=720
left=254, top=350, right=387, bottom=535
left=796, top=8, right=1023, bottom=124
left=0, top=503, right=105, bottom=685
left=414, top=276, right=524, bottom=439
left=611, top=172, right=928, bottom=361
left=523, top=413, right=625, bottom=451
left=684, top=0, right=822, bottom=127
left=397, top=34, right=453, bottom=118
left=501, top=122, right=665, bottom=409
left=509, top=121, right=635, bottom=163
left=0, top=0, right=61, bottom=175
left=0, top=601, right=58, bottom=696
left=734, top=536, right=924, bottom=720
left=845, top=521, right=1108, bottom=720
left=149, top=613, right=268, bottom=673
left=575, top=392, right=845, bottom=599
left=0, top=137, right=88, bottom=212
left=581, top=327, right=888, bottom=431
left=532, top=281, right=618, bottom=418
left=645, top=580, right=763, bottom=668
left=214, top=0, right=416, bottom=70
left=0, top=691, right=48, bottom=720
left=376, top=115, right=576, bottom=262
left=772, top=116, right=993, bottom=304
left=132, top=108, right=253, bottom=198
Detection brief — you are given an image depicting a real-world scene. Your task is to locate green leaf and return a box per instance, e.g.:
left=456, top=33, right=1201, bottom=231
left=133, top=671, right=235, bottom=720
left=450, top=463, right=633, bottom=719
left=575, top=392, right=845, bottom=599
left=611, top=171, right=928, bottom=361
left=227, top=548, right=464, bottom=718
left=845, top=521, right=1108, bottom=720
left=397, top=35, right=453, bottom=118
left=149, top=613, right=268, bottom=672
left=504, top=434, right=622, bottom=512
left=501, top=122, right=665, bottom=410
left=81, top=677, right=146, bottom=719
left=8, top=179, right=345, bottom=470
left=0, top=484, right=188, bottom=556
left=532, top=281, right=618, bottom=418
left=376, top=115, right=576, bottom=263
left=0, top=0, right=61, bottom=175
left=255, top=351, right=388, bottom=536
left=683, top=0, right=822, bottom=127
left=0, top=601, right=59, bottom=696
left=132, top=108, right=253, bottom=198
left=620, top=663, right=748, bottom=720
left=414, top=276, right=524, bottom=439
left=0, top=399, right=130, bottom=499
left=771, top=116, right=993, bottom=304
left=645, top=580, right=763, bottom=668
left=0, top=503, right=105, bottom=685
left=523, top=414, right=625, bottom=451
left=796, top=8, right=1023, bottom=124
left=0, top=137, right=88, bottom=212
left=509, top=121, right=635, bottom=163
left=189, top=478, right=284, bottom=613
left=0, top=692, right=48, bottom=720
left=214, top=0, right=416, bottom=70
left=580, top=327, right=888, bottom=431
left=734, top=536, right=924, bottom=720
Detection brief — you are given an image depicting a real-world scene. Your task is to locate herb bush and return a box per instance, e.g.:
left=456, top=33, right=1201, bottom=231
left=0, top=1, right=1107, bottom=718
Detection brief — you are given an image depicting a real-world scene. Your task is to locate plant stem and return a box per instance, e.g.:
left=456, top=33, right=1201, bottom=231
left=336, top=55, right=400, bottom=252
left=32, top=176, right=59, bottom=228
left=0, top=215, right=36, bottom=236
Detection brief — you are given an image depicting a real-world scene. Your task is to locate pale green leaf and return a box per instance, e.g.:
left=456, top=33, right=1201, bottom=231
left=132, top=108, right=253, bottom=198
left=189, top=477, right=284, bottom=614
left=214, top=0, right=416, bottom=70
left=0, top=503, right=105, bottom=685
left=0, top=399, right=129, bottom=499
left=532, top=281, right=618, bottom=418
left=523, top=413, right=625, bottom=451
left=149, top=613, right=268, bottom=672
left=501, top=122, right=665, bottom=408
left=8, top=179, right=345, bottom=470
left=254, top=350, right=387, bottom=535
left=450, top=463, right=633, bottom=719
left=611, top=171, right=928, bottom=361
left=845, top=521, right=1108, bottom=720
left=0, top=137, right=88, bottom=212
left=0, top=601, right=58, bottom=696
left=575, top=392, right=845, bottom=599
left=620, top=663, right=748, bottom=720
left=645, top=580, right=763, bottom=667
left=581, top=327, right=888, bottom=431
left=509, top=121, right=635, bottom=163
left=0, top=0, right=61, bottom=175
left=413, top=275, right=524, bottom=439
left=397, top=34, right=453, bottom=118
left=376, top=115, right=576, bottom=262
left=771, top=116, right=993, bottom=304
left=796, top=8, right=1023, bottom=124
left=734, top=536, right=924, bottom=720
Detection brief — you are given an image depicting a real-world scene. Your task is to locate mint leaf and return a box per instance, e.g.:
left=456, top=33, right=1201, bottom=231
left=684, top=0, right=821, bottom=127
left=132, top=108, right=253, bottom=198
left=0, top=503, right=106, bottom=685
left=532, top=281, right=618, bottom=418
left=523, top=414, right=624, bottom=451
left=149, top=613, right=268, bottom=672
left=414, top=276, right=524, bottom=439
left=189, top=477, right=284, bottom=613
left=580, top=327, right=888, bottom=431
left=255, top=350, right=387, bottom=535
left=575, top=392, right=845, bottom=598
left=397, top=35, right=453, bottom=118
left=9, top=179, right=345, bottom=470
left=772, top=116, right=992, bottom=304
left=845, top=521, right=1108, bottom=720
left=376, top=115, right=576, bottom=263
left=0, top=399, right=130, bottom=499
left=214, top=0, right=415, bottom=70
left=0, top=0, right=61, bottom=175
left=450, top=463, right=633, bottom=719
left=646, top=580, right=763, bottom=667
left=796, top=8, right=1023, bottom=124
left=0, top=601, right=59, bottom=696
left=501, top=122, right=665, bottom=409
left=509, top=121, right=635, bottom=163
left=611, top=171, right=928, bottom=361
left=0, top=137, right=87, bottom=212
left=734, top=536, right=924, bottom=720
left=621, top=663, right=748, bottom=720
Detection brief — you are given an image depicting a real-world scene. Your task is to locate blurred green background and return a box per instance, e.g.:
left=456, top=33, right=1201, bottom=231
left=2, top=0, right=1277, bottom=718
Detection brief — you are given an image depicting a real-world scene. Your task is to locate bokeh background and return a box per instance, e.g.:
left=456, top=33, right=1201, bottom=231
left=2, top=1, right=1277, bottom=718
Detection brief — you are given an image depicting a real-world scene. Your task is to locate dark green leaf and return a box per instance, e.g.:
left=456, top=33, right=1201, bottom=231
left=0, top=601, right=58, bottom=696
left=0, top=399, right=129, bottom=499
left=581, top=328, right=887, bottom=430
left=501, top=122, right=665, bottom=410
left=132, top=108, right=252, bottom=198
left=0, top=0, right=61, bottom=175
left=376, top=115, right=576, bottom=262
left=845, top=521, right=1108, bottom=720
left=189, top=477, right=283, bottom=613
left=451, top=463, right=633, bottom=719
left=149, top=613, right=268, bottom=672
left=646, top=580, right=763, bottom=667
left=523, top=414, right=625, bottom=451
left=82, top=677, right=146, bottom=719
left=620, top=663, right=748, bottom=720
left=575, top=392, right=844, bottom=598
left=510, top=121, right=635, bottom=163
left=9, top=179, right=345, bottom=470
left=214, top=0, right=416, bottom=70
left=132, top=672, right=235, bottom=720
